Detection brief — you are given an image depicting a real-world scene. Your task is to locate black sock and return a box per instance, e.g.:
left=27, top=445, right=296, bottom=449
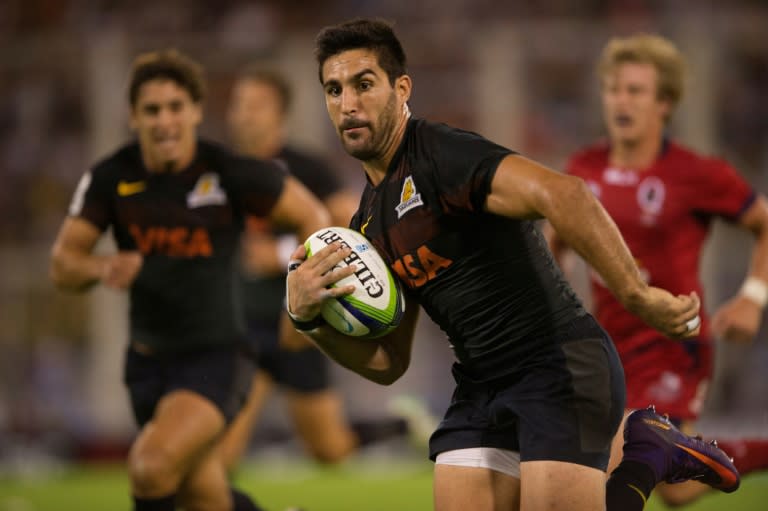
left=606, top=460, right=657, bottom=511
left=133, top=494, right=176, bottom=511
left=351, top=418, right=408, bottom=447
left=231, top=488, right=265, bottom=511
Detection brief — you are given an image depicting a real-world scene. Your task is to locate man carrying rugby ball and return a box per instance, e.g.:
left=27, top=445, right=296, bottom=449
left=286, top=18, right=739, bottom=511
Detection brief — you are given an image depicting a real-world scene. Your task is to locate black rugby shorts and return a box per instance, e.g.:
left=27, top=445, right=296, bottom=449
left=430, top=316, right=625, bottom=471
left=245, top=320, right=331, bottom=393
left=124, top=344, right=254, bottom=427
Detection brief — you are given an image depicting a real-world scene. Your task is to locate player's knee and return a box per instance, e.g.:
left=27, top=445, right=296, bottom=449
left=307, top=442, right=354, bottom=464
left=128, top=446, right=180, bottom=495
left=656, top=485, right=695, bottom=508
left=178, top=491, right=233, bottom=511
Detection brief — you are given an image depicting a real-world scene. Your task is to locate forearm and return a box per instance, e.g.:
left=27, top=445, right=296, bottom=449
left=304, top=326, right=406, bottom=385
left=740, top=196, right=768, bottom=306
left=546, top=179, right=647, bottom=310
left=50, top=245, right=105, bottom=292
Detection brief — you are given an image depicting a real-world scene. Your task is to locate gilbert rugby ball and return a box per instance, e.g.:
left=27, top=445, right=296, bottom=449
left=304, top=227, right=405, bottom=338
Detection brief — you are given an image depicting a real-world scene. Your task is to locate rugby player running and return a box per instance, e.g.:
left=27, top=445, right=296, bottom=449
left=286, top=18, right=740, bottom=511
left=50, top=49, right=328, bottom=511
left=549, top=33, right=768, bottom=509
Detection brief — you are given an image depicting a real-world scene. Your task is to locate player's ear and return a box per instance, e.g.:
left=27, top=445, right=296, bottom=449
left=658, top=99, right=672, bottom=124
left=128, top=107, right=138, bottom=132
left=191, top=102, right=203, bottom=126
left=395, top=74, right=412, bottom=104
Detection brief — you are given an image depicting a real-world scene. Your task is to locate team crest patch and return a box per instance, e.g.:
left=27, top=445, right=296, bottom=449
left=395, top=176, right=423, bottom=218
left=187, top=173, right=227, bottom=208
left=637, top=176, right=665, bottom=225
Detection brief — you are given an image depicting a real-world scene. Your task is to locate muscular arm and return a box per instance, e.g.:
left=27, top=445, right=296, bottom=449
left=711, top=195, right=768, bottom=342
left=737, top=195, right=768, bottom=288
left=50, top=217, right=142, bottom=292
left=50, top=217, right=108, bottom=291
left=486, top=155, right=647, bottom=306
left=242, top=186, right=356, bottom=277
left=285, top=241, right=419, bottom=385
left=324, top=189, right=359, bottom=226
left=485, top=154, right=699, bottom=338
left=303, top=294, right=419, bottom=385
left=267, top=175, right=332, bottom=247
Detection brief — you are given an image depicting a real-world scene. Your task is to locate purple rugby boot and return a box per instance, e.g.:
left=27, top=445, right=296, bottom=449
left=621, top=406, right=740, bottom=493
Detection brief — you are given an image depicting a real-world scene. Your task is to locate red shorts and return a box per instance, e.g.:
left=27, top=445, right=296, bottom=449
left=620, top=338, right=713, bottom=422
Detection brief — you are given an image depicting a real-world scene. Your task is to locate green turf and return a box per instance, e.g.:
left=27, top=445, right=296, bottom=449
left=0, top=460, right=765, bottom=510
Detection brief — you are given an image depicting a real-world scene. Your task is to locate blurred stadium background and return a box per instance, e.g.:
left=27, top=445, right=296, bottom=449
left=0, top=0, right=767, bottom=509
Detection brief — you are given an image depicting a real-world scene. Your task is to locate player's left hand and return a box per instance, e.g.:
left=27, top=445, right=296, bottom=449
left=631, top=287, right=701, bottom=340
left=285, top=242, right=356, bottom=321
left=711, top=295, right=763, bottom=344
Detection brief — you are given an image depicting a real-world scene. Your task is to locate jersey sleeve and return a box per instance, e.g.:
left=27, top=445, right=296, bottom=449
left=688, top=157, right=755, bottom=221
left=427, top=124, right=514, bottom=214
left=67, top=166, right=114, bottom=232
left=226, top=157, right=287, bottom=219
left=282, top=150, right=343, bottom=201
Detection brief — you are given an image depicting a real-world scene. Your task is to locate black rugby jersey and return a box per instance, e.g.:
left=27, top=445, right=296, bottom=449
left=70, top=139, right=286, bottom=353
left=240, top=147, right=344, bottom=324
left=349, top=118, right=586, bottom=381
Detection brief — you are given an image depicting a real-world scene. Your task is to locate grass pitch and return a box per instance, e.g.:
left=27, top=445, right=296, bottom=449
left=0, top=459, right=765, bottom=510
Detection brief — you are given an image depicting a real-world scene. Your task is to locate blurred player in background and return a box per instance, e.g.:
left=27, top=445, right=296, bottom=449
left=286, top=18, right=738, bottom=511
left=548, top=33, right=768, bottom=507
left=219, top=67, right=410, bottom=471
left=50, top=49, right=328, bottom=511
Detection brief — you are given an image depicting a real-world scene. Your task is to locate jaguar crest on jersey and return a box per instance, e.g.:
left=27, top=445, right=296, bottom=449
left=395, top=175, right=423, bottom=219
left=187, top=173, right=227, bottom=208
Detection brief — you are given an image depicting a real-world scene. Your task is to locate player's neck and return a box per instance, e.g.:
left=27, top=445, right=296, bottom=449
left=362, top=108, right=410, bottom=186
left=141, top=143, right=196, bottom=174
left=240, top=131, right=284, bottom=160
left=609, top=133, right=663, bottom=170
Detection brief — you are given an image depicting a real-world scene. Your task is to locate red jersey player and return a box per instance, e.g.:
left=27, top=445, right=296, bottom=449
left=549, top=34, right=768, bottom=506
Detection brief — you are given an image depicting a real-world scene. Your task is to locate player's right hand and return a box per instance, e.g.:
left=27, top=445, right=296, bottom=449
left=101, top=251, right=143, bottom=289
left=285, top=242, right=356, bottom=321
left=632, top=287, right=701, bottom=339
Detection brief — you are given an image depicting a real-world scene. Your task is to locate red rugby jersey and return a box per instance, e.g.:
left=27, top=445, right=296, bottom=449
left=566, top=139, right=755, bottom=357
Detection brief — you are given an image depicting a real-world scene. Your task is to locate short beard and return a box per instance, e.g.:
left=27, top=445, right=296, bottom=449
left=345, top=143, right=379, bottom=162
left=343, top=92, right=399, bottom=162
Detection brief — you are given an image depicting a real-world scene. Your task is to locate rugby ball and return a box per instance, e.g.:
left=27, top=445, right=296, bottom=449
left=304, top=227, right=405, bottom=338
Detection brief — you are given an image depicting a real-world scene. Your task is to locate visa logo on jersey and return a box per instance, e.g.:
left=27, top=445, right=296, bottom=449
left=129, top=224, right=213, bottom=257
left=391, top=245, right=452, bottom=289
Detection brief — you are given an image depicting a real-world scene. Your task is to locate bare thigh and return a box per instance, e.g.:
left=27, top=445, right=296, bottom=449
left=178, top=445, right=233, bottom=511
left=286, top=388, right=357, bottom=464
left=606, top=410, right=632, bottom=475
left=434, top=464, right=520, bottom=511
left=521, top=460, right=606, bottom=511
left=218, top=372, right=274, bottom=472
left=129, top=389, right=226, bottom=498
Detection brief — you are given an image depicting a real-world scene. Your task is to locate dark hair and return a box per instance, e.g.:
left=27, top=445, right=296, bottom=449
left=314, top=18, right=407, bottom=85
left=236, top=67, right=292, bottom=113
left=128, top=49, right=206, bottom=106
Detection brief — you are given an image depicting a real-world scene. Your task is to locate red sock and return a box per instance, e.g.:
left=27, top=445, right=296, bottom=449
left=716, top=439, right=768, bottom=475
